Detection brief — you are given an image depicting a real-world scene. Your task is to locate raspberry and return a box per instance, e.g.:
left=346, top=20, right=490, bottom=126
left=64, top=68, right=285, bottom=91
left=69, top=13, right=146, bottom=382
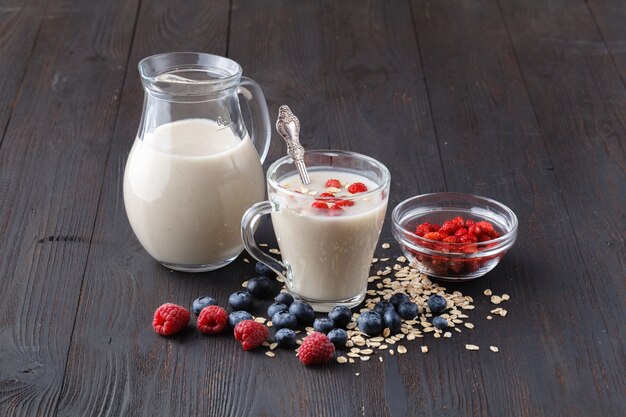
left=423, top=232, right=445, bottom=241
left=335, top=199, right=354, bottom=207
left=347, top=182, right=368, bottom=193
left=234, top=320, right=268, bottom=351
left=297, top=332, right=335, bottom=365
left=152, top=303, right=190, bottom=336
left=319, top=192, right=335, bottom=198
left=197, top=305, right=228, bottom=334
left=311, top=201, right=329, bottom=209
left=325, top=179, right=341, bottom=188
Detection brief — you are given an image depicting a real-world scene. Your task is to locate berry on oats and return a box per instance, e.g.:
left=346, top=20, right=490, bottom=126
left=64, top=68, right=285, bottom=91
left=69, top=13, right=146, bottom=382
left=234, top=320, right=268, bottom=351
left=228, top=310, right=253, bottom=328
left=272, top=311, right=298, bottom=330
left=427, top=294, right=447, bottom=314
left=357, top=310, right=384, bottom=335
left=267, top=302, right=289, bottom=319
left=325, top=178, right=341, bottom=188
left=347, top=182, right=368, bottom=193
left=383, top=310, right=402, bottom=334
left=246, top=276, right=275, bottom=299
left=397, top=301, right=419, bottom=319
left=152, top=303, right=190, bottom=336
left=197, top=306, right=228, bottom=334
left=327, top=328, right=348, bottom=347
left=389, top=293, right=410, bottom=308
left=313, top=318, right=335, bottom=334
left=274, top=292, right=295, bottom=306
left=432, top=316, right=448, bottom=330
left=328, top=306, right=352, bottom=328
left=255, top=261, right=276, bottom=277
left=298, top=332, right=335, bottom=365
left=192, top=296, right=217, bottom=316
left=289, top=301, right=315, bottom=326
left=275, top=328, right=297, bottom=348
left=373, top=300, right=396, bottom=316
left=228, top=291, right=254, bottom=311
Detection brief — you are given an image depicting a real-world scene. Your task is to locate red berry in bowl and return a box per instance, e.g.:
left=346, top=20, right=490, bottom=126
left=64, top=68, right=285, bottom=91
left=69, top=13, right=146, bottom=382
left=325, top=178, right=341, bottom=188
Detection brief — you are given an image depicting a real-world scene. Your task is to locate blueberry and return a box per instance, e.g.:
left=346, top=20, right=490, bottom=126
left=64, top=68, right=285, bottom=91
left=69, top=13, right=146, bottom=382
left=427, top=294, right=447, bottom=314
left=327, top=328, right=348, bottom=347
left=383, top=310, right=402, bottom=334
left=191, top=296, right=217, bottom=316
left=255, top=261, right=276, bottom=277
left=267, top=302, right=288, bottom=319
left=272, top=311, right=297, bottom=330
left=288, top=301, right=315, bottom=326
left=228, top=310, right=253, bottom=328
left=432, top=316, right=448, bottom=330
left=274, top=292, right=294, bottom=306
left=373, top=301, right=395, bottom=316
left=397, top=301, right=419, bottom=320
left=274, top=328, right=297, bottom=348
left=357, top=310, right=384, bottom=335
left=313, top=318, right=335, bottom=334
left=228, top=291, right=254, bottom=311
left=389, top=293, right=410, bottom=308
left=328, top=306, right=352, bottom=328
left=246, top=276, right=274, bottom=299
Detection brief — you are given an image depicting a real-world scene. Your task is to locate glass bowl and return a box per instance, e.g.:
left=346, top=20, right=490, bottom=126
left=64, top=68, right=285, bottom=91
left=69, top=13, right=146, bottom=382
left=391, top=192, right=518, bottom=281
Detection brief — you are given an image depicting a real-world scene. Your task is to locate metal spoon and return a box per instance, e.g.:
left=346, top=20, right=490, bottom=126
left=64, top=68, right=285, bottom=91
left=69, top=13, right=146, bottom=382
left=276, top=105, right=310, bottom=185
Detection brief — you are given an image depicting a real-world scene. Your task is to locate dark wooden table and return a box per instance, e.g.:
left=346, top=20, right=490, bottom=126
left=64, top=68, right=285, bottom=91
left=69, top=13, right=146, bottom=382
left=1, top=0, right=624, bottom=416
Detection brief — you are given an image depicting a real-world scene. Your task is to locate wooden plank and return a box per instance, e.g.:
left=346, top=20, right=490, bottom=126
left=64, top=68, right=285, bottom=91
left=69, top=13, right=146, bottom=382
left=586, top=0, right=626, bottom=85
left=411, top=0, right=625, bottom=415
left=54, top=1, right=236, bottom=416
left=229, top=1, right=444, bottom=416
left=0, top=0, right=140, bottom=415
left=0, top=0, right=46, bottom=146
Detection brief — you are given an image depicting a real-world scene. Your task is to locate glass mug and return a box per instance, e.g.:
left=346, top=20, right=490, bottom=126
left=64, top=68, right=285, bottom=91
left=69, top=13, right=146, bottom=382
left=242, top=150, right=390, bottom=312
left=123, top=52, right=271, bottom=272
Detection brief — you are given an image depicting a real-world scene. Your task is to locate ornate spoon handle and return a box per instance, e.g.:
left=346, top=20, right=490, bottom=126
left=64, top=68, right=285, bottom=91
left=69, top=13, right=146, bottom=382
left=276, top=105, right=310, bottom=185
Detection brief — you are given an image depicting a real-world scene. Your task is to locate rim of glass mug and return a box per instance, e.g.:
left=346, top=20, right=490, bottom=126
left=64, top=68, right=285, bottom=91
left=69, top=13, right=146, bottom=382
left=138, top=52, right=243, bottom=98
left=267, top=149, right=391, bottom=199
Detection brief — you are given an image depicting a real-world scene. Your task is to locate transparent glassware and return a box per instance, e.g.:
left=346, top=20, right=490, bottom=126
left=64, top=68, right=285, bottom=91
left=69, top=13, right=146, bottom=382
left=392, top=192, right=518, bottom=281
left=242, top=150, right=391, bottom=312
left=123, top=52, right=271, bottom=272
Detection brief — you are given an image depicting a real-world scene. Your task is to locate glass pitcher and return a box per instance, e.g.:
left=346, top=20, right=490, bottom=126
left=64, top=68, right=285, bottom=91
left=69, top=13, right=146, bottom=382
left=123, top=52, right=270, bottom=272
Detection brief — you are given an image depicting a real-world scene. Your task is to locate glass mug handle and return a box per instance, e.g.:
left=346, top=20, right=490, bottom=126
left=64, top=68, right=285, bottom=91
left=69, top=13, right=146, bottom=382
left=241, top=201, right=286, bottom=279
left=238, top=77, right=271, bottom=163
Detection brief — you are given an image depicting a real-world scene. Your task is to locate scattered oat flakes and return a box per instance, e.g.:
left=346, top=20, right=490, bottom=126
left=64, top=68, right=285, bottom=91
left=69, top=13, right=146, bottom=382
left=464, top=323, right=475, bottom=329
left=269, top=248, right=280, bottom=255
left=491, top=295, right=502, bottom=304
left=243, top=258, right=249, bottom=263
left=501, top=294, right=510, bottom=301
left=443, top=332, right=452, bottom=338
left=265, top=351, right=275, bottom=358
left=389, top=349, right=395, bottom=355
left=465, top=344, right=480, bottom=351
left=259, top=243, right=269, bottom=247
left=490, top=346, right=499, bottom=352
left=355, top=373, right=360, bottom=376
left=361, top=356, right=371, bottom=362
left=397, top=345, right=407, bottom=354
left=420, top=346, right=428, bottom=353
left=270, top=342, right=278, bottom=350
left=382, top=242, right=390, bottom=249
left=486, top=315, right=492, bottom=320
left=379, top=357, right=384, bottom=362
left=483, top=289, right=492, bottom=296
left=337, top=356, right=348, bottom=364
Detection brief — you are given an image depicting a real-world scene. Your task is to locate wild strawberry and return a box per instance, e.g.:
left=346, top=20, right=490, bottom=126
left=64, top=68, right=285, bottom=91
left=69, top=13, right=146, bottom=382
left=476, top=221, right=498, bottom=238
left=459, top=233, right=478, bottom=243
left=468, top=225, right=483, bottom=236
left=347, top=182, right=368, bottom=193
left=234, top=320, right=268, bottom=351
left=335, top=199, right=354, bottom=207
left=423, top=232, right=445, bottom=241
left=465, top=219, right=475, bottom=227
left=454, top=227, right=468, bottom=237
left=442, top=235, right=460, bottom=243
left=298, top=332, right=335, bottom=365
left=452, top=216, right=465, bottom=227
left=325, top=179, right=341, bottom=188
left=311, top=201, right=329, bottom=209
left=152, top=303, right=190, bottom=336
left=439, top=220, right=460, bottom=235
left=415, top=223, right=432, bottom=236
left=477, top=234, right=492, bottom=242
left=197, top=306, right=228, bottom=334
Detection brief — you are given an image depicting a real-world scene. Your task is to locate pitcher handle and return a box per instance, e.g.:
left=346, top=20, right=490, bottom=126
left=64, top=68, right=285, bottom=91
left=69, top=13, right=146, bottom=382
left=238, top=77, right=271, bottom=163
left=241, top=201, right=286, bottom=280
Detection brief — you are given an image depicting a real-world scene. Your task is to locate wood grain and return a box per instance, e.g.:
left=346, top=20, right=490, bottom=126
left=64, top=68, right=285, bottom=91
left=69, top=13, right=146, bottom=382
left=412, top=0, right=625, bottom=415
left=586, top=0, right=626, bottom=86
left=0, top=0, right=140, bottom=415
